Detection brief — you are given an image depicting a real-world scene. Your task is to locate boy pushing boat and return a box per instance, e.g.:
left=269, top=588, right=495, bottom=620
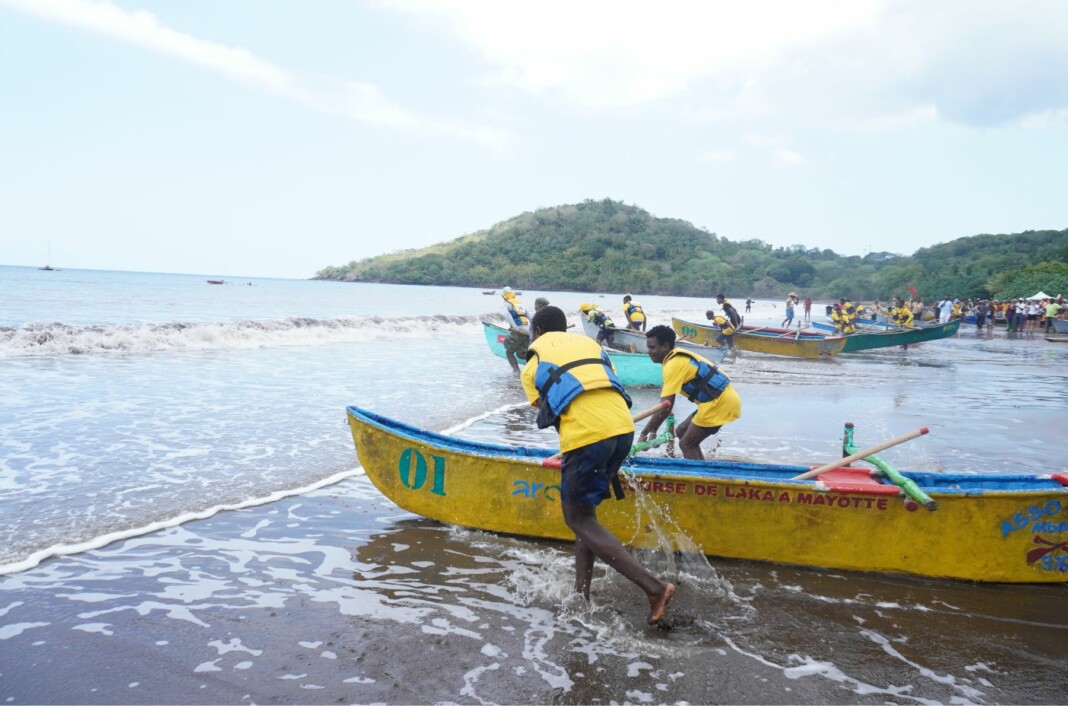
left=522, top=305, right=675, bottom=624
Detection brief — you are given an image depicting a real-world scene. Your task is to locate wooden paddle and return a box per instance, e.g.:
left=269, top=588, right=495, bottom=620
left=544, top=401, right=670, bottom=462
left=791, top=427, right=929, bottom=481
left=632, top=400, right=671, bottom=422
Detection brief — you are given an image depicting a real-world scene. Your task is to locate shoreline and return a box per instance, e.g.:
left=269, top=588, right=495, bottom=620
left=3, top=459, right=1068, bottom=704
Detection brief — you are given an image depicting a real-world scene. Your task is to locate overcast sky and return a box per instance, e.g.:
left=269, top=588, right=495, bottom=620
left=2, top=0, right=1066, bottom=278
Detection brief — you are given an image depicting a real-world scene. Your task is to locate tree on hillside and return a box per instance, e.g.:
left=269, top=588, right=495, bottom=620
left=313, top=200, right=1067, bottom=299
left=989, top=262, right=1068, bottom=298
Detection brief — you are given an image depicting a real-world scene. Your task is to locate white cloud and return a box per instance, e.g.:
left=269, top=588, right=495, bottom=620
left=381, top=0, right=882, bottom=109
left=1020, top=109, right=1068, bottom=130
left=744, top=133, right=793, bottom=149
left=381, top=0, right=1068, bottom=129
left=0, top=0, right=512, bottom=151
left=842, top=106, right=940, bottom=132
left=772, top=148, right=806, bottom=168
left=696, top=149, right=736, bottom=165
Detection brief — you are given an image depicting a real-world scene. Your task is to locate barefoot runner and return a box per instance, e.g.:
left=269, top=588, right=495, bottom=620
left=523, top=305, right=676, bottom=624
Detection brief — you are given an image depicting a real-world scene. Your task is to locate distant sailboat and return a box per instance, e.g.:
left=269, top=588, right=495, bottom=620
left=39, top=242, right=60, bottom=271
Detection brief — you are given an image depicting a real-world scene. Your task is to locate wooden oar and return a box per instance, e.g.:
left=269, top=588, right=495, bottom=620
left=791, top=427, right=929, bottom=480
left=632, top=400, right=670, bottom=422
left=544, top=401, right=671, bottom=463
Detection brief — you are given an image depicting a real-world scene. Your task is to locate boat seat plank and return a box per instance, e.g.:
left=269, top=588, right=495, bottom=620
left=814, top=468, right=901, bottom=495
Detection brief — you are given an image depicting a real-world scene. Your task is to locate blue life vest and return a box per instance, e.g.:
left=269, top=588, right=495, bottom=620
left=506, top=301, right=529, bottom=327
left=529, top=335, right=631, bottom=428
left=624, top=302, right=645, bottom=320
left=668, top=349, right=730, bottom=404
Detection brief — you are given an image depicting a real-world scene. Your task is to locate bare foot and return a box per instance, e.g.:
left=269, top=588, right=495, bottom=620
left=647, top=582, right=676, bottom=624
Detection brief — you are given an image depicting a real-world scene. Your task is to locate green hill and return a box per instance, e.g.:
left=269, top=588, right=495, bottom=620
left=315, top=199, right=1068, bottom=300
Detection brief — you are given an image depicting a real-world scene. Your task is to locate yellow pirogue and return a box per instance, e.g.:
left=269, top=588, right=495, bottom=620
left=347, top=405, right=1068, bottom=583
left=672, top=317, right=847, bottom=359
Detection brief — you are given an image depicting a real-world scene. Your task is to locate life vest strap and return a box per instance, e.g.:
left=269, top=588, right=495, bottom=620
left=536, top=357, right=609, bottom=399
left=669, top=349, right=727, bottom=403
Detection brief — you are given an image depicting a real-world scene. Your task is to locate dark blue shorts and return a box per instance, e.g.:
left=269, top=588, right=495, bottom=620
left=560, top=432, right=634, bottom=507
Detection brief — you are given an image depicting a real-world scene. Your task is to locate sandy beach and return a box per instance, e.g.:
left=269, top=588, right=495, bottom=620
left=4, top=461, right=1068, bottom=705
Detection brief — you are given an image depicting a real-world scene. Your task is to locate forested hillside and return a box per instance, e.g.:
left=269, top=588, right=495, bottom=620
left=315, top=199, right=1068, bottom=300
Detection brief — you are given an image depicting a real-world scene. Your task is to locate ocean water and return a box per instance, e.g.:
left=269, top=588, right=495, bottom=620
left=0, top=266, right=749, bottom=574
left=1, top=265, right=1067, bottom=704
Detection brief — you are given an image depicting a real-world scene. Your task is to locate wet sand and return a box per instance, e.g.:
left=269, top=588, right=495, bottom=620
left=3, top=328, right=1068, bottom=704
left=3, top=473, right=1067, bottom=705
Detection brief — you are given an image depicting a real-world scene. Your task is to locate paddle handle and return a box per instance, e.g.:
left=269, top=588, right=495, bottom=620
left=632, top=400, right=670, bottom=423
left=792, top=427, right=929, bottom=481
left=543, top=402, right=670, bottom=464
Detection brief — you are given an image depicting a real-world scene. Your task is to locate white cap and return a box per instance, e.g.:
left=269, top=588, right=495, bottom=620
left=502, top=286, right=513, bottom=294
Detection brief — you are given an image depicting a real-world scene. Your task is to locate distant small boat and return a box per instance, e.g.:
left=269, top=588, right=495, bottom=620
left=206, top=279, right=225, bottom=285
left=482, top=290, right=496, bottom=295
left=39, top=241, right=60, bottom=271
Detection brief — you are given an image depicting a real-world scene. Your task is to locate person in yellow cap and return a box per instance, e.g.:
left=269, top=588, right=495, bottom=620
left=641, top=324, right=742, bottom=460
left=500, top=286, right=529, bottom=373
left=579, top=303, right=616, bottom=345
left=523, top=305, right=675, bottom=624
left=622, top=295, right=647, bottom=331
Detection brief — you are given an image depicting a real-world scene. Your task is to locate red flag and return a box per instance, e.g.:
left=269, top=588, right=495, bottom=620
left=909, top=284, right=918, bottom=299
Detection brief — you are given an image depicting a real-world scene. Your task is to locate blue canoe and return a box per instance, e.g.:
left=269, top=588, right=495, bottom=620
left=482, top=321, right=663, bottom=386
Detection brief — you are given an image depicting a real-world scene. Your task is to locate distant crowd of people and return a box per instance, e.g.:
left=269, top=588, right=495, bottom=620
left=878, top=295, right=1066, bottom=333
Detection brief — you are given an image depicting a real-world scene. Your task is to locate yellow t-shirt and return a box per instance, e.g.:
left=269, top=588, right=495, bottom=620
left=660, top=352, right=742, bottom=429
left=521, top=355, right=634, bottom=453
left=625, top=302, right=646, bottom=323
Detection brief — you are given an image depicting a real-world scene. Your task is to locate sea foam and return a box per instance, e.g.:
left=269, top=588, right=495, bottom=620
left=0, top=314, right=493, bottom=358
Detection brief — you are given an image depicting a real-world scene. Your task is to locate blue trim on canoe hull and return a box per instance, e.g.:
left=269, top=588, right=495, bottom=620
left=347, top=405, right=1066, bottom=496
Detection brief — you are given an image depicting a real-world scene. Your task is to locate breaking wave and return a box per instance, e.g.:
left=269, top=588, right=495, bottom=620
left=0, top=314, right=495, bottom=358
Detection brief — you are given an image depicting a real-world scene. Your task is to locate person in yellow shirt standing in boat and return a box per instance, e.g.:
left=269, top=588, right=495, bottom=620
left=500, top=286, right=529, bottom=373
left=640, top=325, right=742, bottom=461
left=837, top=298, right=859, bottom=334
left=622, top=294, right=647, bottom=331
left=839, top=298, right=855, bottom=324
left=889, top=299, right=915, bottom=327
left=830, top=304, right=854, bottom=334
left=708, top=293, right=741, bottom=355
left=522, top=306, right=676, bottom=624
